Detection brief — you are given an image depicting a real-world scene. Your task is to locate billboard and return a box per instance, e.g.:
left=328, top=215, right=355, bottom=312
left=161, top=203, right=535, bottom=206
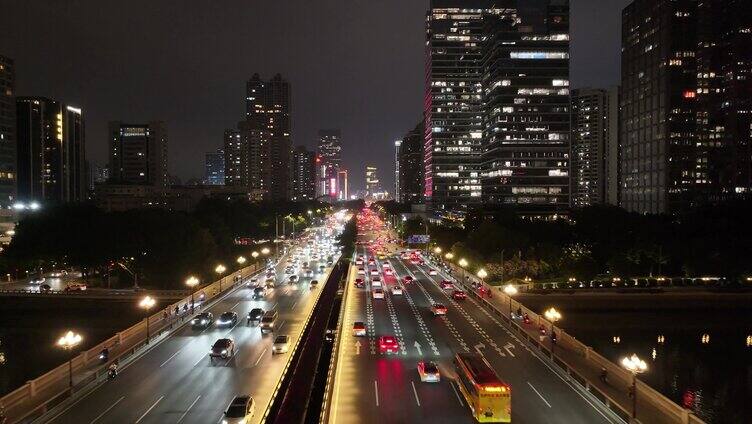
left=407, top=235, right=430, bottom=244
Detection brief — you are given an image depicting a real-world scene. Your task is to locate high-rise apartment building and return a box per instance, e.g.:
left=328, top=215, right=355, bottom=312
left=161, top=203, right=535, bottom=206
left=365, top=166, right=379, bottom=195
left=223, top=129, right=246, bottom=187
left=16, top=97, right=86, bottom=203
left=424, top=1, right=490, bottom=211
left=337, top=169, right=349, bottom=200
left=108, top=121, right=168, bottom=191
left=317, top=129, right=342, bottom=200
left=244, top=74, right=291, bottom=201
left=205, top=149, right=224, bottom=186
left=290, top=145, right=315, bottom=201
left=425, top=1, right=571, bottom=215
left=0, top=55, right=16, bottom=207
left=571, top=87, right=619, bottom=207
left=397, top=120, right=425, bottom=204
left=481, top=1, right=571, bottom=215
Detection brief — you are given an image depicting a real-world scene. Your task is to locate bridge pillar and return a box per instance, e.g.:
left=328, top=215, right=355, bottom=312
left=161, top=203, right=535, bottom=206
left=585, top=346, right=592, bottom=359
left=118, top=332, right=124, bottom=344
left=28, top=380, right=36, bottom=396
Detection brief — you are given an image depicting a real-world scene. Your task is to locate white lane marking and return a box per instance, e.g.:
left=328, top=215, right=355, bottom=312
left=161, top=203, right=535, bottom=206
left=277, top=320, right=286, bottom=331
left=451, top=382, right=463, bottom=405
left=176, top=395, right=201, bottom=423
left=159, top=348, right=182, bottom=368
left=222, top=319, right=241, bottom=337
left=528, top=382, right=552, bottom=408
left=254, top=348, right=268, bottom=366
left=269, top=302, right=278, bottom=310
left=374, top=380, right=380, bottom=406
left=291, top=300, right=298, bottom=310
left=191, top=353, right=205, bottom=368
left=135, top=395, right=164, bottom=423
left=89, top=395, right=124, bottom=423
left=231, top=301, right=240, bottom=310
left=411, top=381, right=421, bottom=406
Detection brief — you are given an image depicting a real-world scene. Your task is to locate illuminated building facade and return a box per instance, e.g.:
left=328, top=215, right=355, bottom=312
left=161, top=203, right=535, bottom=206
left=337, top=169, right=349, bottom=200
left=317, top=129, right=342, bottom=200
left=108, top=121, right=168, bottom=191
left=365, top=165, right=379, bottom=195
left=205, top=149, right=224, bottom=186
left=244, top=73, right=291, bottom=201
left=571, top=87, right=620, bottom=207
left=17, top=97, right=86, bottom=203
left=397, top=120, right=424, bottom=203
left=290, top=145, right=315, bottom=201
left=223, top=129, right=246, bottom=186
left=0, top=55, right=15, bottom=207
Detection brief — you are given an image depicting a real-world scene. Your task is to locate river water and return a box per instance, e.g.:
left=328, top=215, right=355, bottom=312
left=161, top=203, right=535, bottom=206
left=519, top=292, right=752, bottom=424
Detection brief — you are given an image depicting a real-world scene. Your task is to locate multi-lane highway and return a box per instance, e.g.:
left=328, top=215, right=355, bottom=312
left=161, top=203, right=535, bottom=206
left=329, top=211, right=623, bottom=424
left=45, top=229, right=340, bottom=424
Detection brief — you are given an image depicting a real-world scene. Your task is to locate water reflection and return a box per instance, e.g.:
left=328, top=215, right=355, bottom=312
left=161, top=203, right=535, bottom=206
left=569, top=319, right=752, bottom=423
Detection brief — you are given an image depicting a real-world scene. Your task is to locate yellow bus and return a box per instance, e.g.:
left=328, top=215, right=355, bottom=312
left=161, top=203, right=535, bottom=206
left=453, top=353, right=511, bottom=423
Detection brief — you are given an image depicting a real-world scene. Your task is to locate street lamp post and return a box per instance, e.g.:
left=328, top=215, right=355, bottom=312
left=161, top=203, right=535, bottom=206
left=544, top=307, right=562, bottom=356
left=215, top=264, right=226, bottom=291
left=56, top=331, right=82, bottom=393
left=186, top=276, right=199, bottom=313
left=139, top=296, right=156, bottom=343
left=503, top=284, right=518, bottom=317
left=458, top=258, right=468, bottom=283
left=621, top=354, right=647, bottom=419
left=237, top=256, right=247, bottom=266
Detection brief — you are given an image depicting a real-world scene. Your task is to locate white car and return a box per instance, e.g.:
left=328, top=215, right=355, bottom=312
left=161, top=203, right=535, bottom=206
left=371, top=278, right=382, bottom=288
left=357, top=268, right=366, bottom=275
left=391, top=286, right=403, bottom=295
left=272, top=335, right=290, bottom=354
left=370, top=269, right=379, bottom=276
left=372, top=288, right=385, bottom=299
left=355, top=259, right=363, bottom=265
left=417, top=361, right=441, bottom=383
left=428, top=269, right=438, bottom=276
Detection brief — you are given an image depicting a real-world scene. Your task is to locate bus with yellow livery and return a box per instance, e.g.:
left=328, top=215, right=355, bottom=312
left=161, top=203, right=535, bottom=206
left=453, top=352, right=511, bottom=422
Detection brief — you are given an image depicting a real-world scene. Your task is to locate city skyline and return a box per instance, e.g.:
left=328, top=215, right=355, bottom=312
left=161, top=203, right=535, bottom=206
left=0, top=0, right=630, bottom=193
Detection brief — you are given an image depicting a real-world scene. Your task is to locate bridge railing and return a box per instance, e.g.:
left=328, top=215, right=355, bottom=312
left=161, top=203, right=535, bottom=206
left=442, top=261, right=705, bottom=424
left=0, top=263, right=264, bottom=424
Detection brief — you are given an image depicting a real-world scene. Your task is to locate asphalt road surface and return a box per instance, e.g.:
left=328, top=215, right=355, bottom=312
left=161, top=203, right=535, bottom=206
left=329, top=222, right=623, bottom=424
left=45, top=236, right=339, bottom=424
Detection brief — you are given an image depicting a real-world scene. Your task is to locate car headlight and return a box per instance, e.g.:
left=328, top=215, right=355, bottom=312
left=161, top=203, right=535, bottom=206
left=221, top=349, right=227, bottom=354
left=192, top=319, right=198, bottom=323
left=201, top=320, right=207, bottom=324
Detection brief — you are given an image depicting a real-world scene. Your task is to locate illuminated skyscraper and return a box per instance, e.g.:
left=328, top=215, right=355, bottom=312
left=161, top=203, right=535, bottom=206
left=223, top=129, right=245, bottom=186
left=0, top=55, right=15, bottom=206
left=17, top=97, right=87, bottom=203
left=290, top=145, right=315, bottom=201
left=205, top=149, right=224, bottom=186
left=365, top=166, right=379, bottom=195
left=317, top=129, right=341, bottom=199
left=397, top=120, right=424, bottom=204
left=108, top=121, right=168, bottom=191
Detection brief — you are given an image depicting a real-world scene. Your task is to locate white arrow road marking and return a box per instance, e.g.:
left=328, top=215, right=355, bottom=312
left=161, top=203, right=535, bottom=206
left=504, top=342, right=516, bottom=357
left=474, top=343, right=486, bottom=356
left=355, top=340, right=362, bottom=355
left=414, top=341, right=423, bottom=356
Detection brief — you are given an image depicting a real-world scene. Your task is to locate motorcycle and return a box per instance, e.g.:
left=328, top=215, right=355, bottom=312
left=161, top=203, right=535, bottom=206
left=522, top=314, right=531, bottom=325
left=107, top=368, right=117, bottom=380
left=98, top=348, right=109, bottom=364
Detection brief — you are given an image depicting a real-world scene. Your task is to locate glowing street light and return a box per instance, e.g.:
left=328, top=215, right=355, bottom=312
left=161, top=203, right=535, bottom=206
left=477, top=268, right=488, bottom=279
left=261, top=247, right=271, bottom=255
left=503, top=284, right=518, bottom=316
left=544, top=307, right=562, bottom=355
left=186, top=276, right=199, bottom=311
left=459, top=258, right=468, bottom=268
left=237, top=256, right=247, bottom=265
left=251, top=251, right=259, bottom=259
left=139, top=296, right=156, bottom=343
left=621, top=353, right=648, bottom=419
left=434, top=247, right=442, bottom=254
left=215, top=264, right=227, bottom=275
left=57, top=331, right=82, bottom=392
left=444, top=252, right=454, bottom=260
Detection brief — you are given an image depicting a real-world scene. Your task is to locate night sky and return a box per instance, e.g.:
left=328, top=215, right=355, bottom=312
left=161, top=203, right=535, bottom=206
left=0, top=0, right=631, bottom=192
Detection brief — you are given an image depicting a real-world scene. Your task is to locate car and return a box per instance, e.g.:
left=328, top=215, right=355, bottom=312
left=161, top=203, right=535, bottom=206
left=64, top=283, right=87, bottom=291
left=355, top=259, right=363, bottom=265
left=260, top=310, right=279, bottom=334
left=382, top=261, right=391, bottom=268
left=30, top=277, right=46, bottom=285
left=39, top=283, right=52, bottom=293
left=417, top=361, right=441, bottom=383
left=391, top=285, right=403, bottom=295
left=431, top=304, right=448, bottom=316
left=222, top=395, right=255, bottom=424
left=253, top=286, right=267, bottom=299
left=370, top=269, right=379, bottom=276
left=217, top=311, right=239, bottom=327
left=310, top=279, right=319, bottom=288
left=352, top=321, right=366, bottom=336
left=357, top=268, right=366, bottom=275
left=265, top=278, right=276, bottom=288
left=272, top=335, right=290, bottom=354
left=372, top=288, right=385, bottom=299
left=247, top=308, right=264, bottom=325
left=247, top=277, right=259, bottom=288
left=325, top=328, right=335, bottom=342
left=384, top=269, right=393, bottom=276
left=403, top=276, right=414, bottom=284
left=288, top=275, right=299, bottom=283
left=428, top=269, right=438, bottom=276
left=354, top=278, right=365, bottom=288
left=378, top=335, right=400, bottom=354
left=304, top=269, right=314, bottom=277
left=209, top=338, right=235, bottom=360
left=192, top=312, right=214, bottom=329
left=440, top=280, right=454, bottom=290
left=452, top=290, right=467, bottom=300
left=371, top=277, right=382, bottom=288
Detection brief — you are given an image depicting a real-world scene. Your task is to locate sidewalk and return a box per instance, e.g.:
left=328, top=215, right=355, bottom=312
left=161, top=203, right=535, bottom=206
left=436, top=260, right=698, bottom=424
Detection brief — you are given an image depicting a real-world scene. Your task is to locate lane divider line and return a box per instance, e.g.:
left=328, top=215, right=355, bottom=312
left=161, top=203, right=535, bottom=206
left=176, top=395, right=201, bottom=423
left=88, top=395, right=124, bottom=424
left=135, top=395, right=164, bottom=423
left=528, top=382, right=552, bottom=408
